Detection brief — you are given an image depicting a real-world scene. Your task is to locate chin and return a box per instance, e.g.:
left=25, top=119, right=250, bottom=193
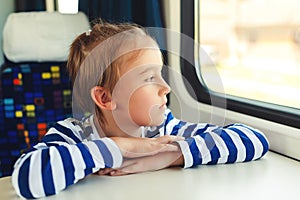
left=135, top=116, right=164, bottom=127
left=148, top=115, right=165, bottom=126
left=133, top=109, right=165, bottom=127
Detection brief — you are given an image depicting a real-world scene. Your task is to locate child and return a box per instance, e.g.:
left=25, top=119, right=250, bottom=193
left=12, top=21, right=269, bottom=199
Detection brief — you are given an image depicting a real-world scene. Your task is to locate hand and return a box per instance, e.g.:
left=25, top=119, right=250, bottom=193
left=110, top=135, right=184, bottom=158
left=97, top=151, right=184, bottom=176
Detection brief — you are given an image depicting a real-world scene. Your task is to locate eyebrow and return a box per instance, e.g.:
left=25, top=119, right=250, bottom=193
left=139, top=66, right=162, bottom=75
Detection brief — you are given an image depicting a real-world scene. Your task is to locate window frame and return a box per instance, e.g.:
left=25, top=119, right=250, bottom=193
left=180, top=0, right=300, bottom=129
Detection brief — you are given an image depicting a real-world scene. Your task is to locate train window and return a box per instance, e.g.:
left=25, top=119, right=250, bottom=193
left=56, top=0, right=78, bottom=14
left=193, top=0, right=300, bottom=127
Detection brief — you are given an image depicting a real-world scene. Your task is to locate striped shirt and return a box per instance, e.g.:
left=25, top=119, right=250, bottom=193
left=12, top=109, right=269, bottom=199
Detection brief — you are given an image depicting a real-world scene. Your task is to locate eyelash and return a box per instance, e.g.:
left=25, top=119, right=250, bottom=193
left=145, top=75, right=155, bottom=82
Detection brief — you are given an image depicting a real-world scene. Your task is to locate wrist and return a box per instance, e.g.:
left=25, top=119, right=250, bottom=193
left=170, top=152, right=184, bottom=167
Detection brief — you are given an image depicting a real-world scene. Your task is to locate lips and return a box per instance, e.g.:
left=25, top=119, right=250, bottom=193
left=159, top=101, right=167, bottom=109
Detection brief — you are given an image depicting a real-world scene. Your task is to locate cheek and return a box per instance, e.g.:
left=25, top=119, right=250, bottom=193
left=129, top=88, right=152, bottom=120
left=129, top=86, right=164, bottom=126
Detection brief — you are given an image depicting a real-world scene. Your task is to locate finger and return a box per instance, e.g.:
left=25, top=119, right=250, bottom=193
left=116, top=157, right=158, bottom=175
left=109, top=170, right=130, bottom=176
left=132, top=142, right=180, bottom=157
left=156, top=135, right=185, bottom=144
left=122, top=144, right=179, bottom=158
left=159, top=144, right=180, bottom=152
left=97, top=168, right=114, bottom=175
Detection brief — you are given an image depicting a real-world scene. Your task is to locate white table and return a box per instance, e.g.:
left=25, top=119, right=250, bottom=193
left=1, top=152, right=300, bottom=200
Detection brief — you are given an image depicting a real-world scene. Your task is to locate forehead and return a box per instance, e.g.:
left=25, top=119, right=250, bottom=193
left=119, top=49, right=163, bottom=75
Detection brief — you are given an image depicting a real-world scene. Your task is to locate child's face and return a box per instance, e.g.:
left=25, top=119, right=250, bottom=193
left=112, top=49, right=170, bottom=130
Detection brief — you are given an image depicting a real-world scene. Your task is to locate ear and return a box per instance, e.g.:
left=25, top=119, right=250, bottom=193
left=91, top=86, right=116, bottom=110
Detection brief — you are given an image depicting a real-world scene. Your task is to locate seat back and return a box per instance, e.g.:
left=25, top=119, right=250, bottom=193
left=0, top=11, right=90, bottom=177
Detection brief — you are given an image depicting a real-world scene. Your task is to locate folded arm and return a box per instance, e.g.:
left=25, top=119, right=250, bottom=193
left=12, top=118, right=182, bottom=199
left=98, top=109, right=269, bottom=176
left=12, top=120, right=123, bottom=199
left=146, top=109, right=269, bottom=168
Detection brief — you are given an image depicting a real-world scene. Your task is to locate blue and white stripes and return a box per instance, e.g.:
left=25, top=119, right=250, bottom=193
left=12, top=109, right=269, bottom=199
left=156, top=109, right=269, bottom=168
left=12, top=119, right=123, bottom=199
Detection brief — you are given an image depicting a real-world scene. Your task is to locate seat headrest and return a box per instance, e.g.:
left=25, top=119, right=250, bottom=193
left=3, top=11, right=90, bottom=62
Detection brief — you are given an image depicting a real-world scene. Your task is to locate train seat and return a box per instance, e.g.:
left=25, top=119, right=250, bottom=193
left=0, top=11, right=90, bottom=177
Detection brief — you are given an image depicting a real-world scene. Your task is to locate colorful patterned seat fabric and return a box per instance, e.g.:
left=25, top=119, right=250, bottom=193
left=0, top=62, right=72, bottom=177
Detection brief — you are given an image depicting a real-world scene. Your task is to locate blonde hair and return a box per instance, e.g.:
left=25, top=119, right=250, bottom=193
left=66, top=20, right=159, bottom=125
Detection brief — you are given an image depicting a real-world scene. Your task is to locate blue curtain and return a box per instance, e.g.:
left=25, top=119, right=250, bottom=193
left=14, top=0, right=165, bottom=27
left=79, top=0, right=168, bottom=65
left=79, top=0, right=165, bottom=28
left=15, top=0, right=46, bottom=12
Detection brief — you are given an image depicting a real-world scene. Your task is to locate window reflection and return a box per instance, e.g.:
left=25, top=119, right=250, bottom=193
left=198, top=0, right=300, bottom=109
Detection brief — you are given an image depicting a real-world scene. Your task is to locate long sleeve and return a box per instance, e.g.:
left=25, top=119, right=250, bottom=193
left=145, top=109, right=269, bottom=168
left=11, top=118, right=123, bottom=199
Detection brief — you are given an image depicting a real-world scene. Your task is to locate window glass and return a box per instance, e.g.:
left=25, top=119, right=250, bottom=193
left=57, top=0, right=78, bottom=14
left=198, top=0, right=300, bottom=109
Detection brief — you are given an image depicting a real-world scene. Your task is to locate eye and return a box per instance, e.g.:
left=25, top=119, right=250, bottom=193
left=145, top=75, right=155, bottom=82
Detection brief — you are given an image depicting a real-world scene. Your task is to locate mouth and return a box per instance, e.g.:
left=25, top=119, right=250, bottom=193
left=159, top=102, right=167, bottom=109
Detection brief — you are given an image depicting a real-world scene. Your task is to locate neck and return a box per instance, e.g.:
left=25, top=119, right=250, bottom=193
left=94, top=110, right=142, bottom=138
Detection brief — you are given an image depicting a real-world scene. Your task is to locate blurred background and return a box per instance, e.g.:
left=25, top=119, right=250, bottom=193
left=199, top=0, right=300, bottom=109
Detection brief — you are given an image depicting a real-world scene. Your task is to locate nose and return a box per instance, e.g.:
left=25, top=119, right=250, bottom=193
left=159, top=78, right=171, bottom=96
